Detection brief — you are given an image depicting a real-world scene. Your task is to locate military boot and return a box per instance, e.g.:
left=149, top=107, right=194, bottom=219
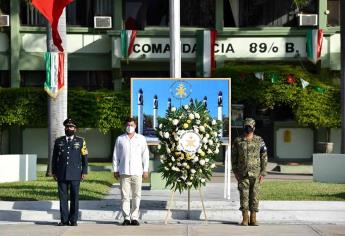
left=249, top=211, right=258, bottom=226
left=240, top=211, right=249, bottom=226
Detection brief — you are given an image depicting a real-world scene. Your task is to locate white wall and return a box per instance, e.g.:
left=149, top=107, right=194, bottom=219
left=23, top=128, right=111, bottom=159
left=276, top=128, right=313, bottom=160
left=330, top=128, right=341, bottom=153
left=22, top=33, right=111, bottom=53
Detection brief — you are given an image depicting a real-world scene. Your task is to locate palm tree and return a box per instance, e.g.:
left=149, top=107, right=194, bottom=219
left=46, top=8, right=67, bottom=176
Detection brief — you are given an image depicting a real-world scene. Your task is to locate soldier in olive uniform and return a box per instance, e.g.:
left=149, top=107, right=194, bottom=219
left=231, top=118, right=267, bottom=226
left=52, top=118, right=88, bottom=226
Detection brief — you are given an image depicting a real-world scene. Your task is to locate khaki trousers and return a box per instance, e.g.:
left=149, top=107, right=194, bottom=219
left=120, top=175, right=142, bottom=220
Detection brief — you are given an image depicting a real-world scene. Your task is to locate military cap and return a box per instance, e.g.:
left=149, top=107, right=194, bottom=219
left=244, top=118, right=255, bottom=127
left=63, top=118, right=77, bottom=127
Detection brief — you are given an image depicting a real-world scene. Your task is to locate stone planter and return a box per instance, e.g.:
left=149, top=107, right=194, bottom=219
left=0, top=154, right=37, bottom=183
left=313, top=154, right=345, bottom=183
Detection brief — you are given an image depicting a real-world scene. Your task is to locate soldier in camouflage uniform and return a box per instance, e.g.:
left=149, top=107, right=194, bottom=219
left=231, top=118, right=267, bottom=226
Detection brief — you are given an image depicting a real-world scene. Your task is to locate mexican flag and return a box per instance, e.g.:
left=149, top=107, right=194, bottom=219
left=32, top=0, right=73, bottom=52
left=306, top=29, right=324, bottom=64
left=121, top=30, right=137, bottom=58
left=44, top=52, right=65, bottom=98
left=196, top=30, right=217, bottom=77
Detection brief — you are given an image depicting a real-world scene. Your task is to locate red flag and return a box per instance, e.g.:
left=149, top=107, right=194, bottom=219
left=32, top=0, right=73, bottom=52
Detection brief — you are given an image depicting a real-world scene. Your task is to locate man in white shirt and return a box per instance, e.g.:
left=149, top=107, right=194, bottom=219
left=112, top=117, right=149, bottom=226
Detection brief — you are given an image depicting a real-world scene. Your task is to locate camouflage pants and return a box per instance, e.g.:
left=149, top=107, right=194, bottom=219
left=238, top=176, right=260, bottom=212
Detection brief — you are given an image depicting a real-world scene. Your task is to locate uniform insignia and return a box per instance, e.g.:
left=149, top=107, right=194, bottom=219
left=81, top=140, right=88, bottom=156
left=74, top=142, right=80, bottom=149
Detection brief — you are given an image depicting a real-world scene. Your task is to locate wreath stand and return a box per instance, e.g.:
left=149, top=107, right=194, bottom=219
left=164, top=188, right=208, bottom=224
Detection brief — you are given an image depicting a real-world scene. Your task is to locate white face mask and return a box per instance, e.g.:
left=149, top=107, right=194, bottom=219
left=126, top=126, right=135, bottom=134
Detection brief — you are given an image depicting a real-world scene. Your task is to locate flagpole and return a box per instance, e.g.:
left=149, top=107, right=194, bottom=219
left=341, top=0, right=345, bottom=153
left=170, top=0, right=181, bottom=78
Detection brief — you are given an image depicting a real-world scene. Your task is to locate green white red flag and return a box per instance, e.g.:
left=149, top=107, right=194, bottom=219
left=197, top=30, right=217, bottom=77
left=121, top=30, right=137, bottom=58
left=44, top=52, right=65, bottom=98
left=306, top=29, right=324, bottom=64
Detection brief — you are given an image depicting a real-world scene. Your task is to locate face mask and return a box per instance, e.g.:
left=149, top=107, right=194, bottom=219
left=126, top=126, right=135, bottom=134
left=65, top=129, right=75, bottom=137
left=244, top=125, right=254, bottom=134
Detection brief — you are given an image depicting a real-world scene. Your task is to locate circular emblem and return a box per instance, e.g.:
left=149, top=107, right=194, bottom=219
left=179, top=130, right=202, bottom=153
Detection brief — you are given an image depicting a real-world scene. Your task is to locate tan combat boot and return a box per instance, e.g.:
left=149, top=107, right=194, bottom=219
left=240, top=211, right=249, bottom=226
left=249, top=211, right=258, bottom=226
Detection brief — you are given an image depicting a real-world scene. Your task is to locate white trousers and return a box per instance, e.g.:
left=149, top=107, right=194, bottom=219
left=120, top=175, right=142, bottom=220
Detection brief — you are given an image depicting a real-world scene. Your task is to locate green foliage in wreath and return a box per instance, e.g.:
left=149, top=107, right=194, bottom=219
left=155, top=101, right=222, bottom=193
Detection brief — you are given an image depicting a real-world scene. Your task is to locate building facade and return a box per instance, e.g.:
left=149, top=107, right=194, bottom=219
left=0, top=0, right=342, bottom=160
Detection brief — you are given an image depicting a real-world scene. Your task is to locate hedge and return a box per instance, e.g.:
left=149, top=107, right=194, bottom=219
left=0, top=88, right=130, bottom=134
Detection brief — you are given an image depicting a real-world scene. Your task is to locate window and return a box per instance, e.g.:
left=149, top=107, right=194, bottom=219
left=124, top=0, right=215, bottom=30
left=68, top=71, right=113, bottom=90
left=67, top=0, right=113, bottom=27
left=0, top=0, right=9, bottom=14
left=0, top=71, right=10, bottom=88
left=20, top=0, right=47, bottom=26
left=327, top=0, right=340, bottom=26
left=224, top=0, right=317, bottom=27
left=20, top=71, right=45, bottom=87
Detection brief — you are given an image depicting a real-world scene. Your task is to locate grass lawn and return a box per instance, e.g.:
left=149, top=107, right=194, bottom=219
left=0, top=171, right=115, bottom=201
left=261, top=180, right=345, bottom=201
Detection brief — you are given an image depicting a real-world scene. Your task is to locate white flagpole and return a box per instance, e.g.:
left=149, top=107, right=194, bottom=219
left=170, top=0, right=181, bottom=78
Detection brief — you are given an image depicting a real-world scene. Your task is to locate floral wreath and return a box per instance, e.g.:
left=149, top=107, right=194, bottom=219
left=156, top=101, right=222, bottom=192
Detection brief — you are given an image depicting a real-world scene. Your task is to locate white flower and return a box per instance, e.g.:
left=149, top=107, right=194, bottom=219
left=166, top=148, right=171, bottom=154
left=215, top=148, right=219, bottom=154
left=164, top=167, right=169, bottom=170
left=196, top=120, right=201, bottom=125
left=199, top=126, right=205, bottom=132
left=184, top=105, right=189, bottom=109
left=182, top=162, right=187, bottom=167
left=208, top=139, right=213, bottom=145
left=212, top=119, right=217, bottom=125
left=205, top=133, right=210, bottom=139
left=207, top=149, right=213, bottom=154
left=192, top=156, right=199, bottom=162
left=157, top=144, right=161, bottom=150
left=159, top=123, right=163, bottom=129
left=177, top=162, right=181, bottom=166
left=164, top=132, right=170, bottom=139
left=160, top=159, right=164, bottom=164
left=213, top=132, right=218, bottom=137
left=171, top=107, right=176, bottom=112
left=201, top=178, right=206, bottom=183
left=199, top=169, right=203, bottom=173
left=182, top=176, right=187, bottom=180
left=199, top=159, right=206, bottom=165
left=177, top=145, right=182, bottom=151
left=169, top=162, right=172, bottom=166
left=205, top=158, right=209, bottom=163
left=191, top=169, right=196, bottom=174
left=203, top=144, right=208, bottom=150
left=188, top=113, right=195, bottom=120
left=193, top=127, right=199, bottom=133
left=189, top=176, right=194, bottom=180
left=211, top=163, right=216, bottom=168
left=172, top=119, right=179, bottom=126
left=171, top=156, right=175, bottom=161
left=159, top=131, right=163, bottom=137
left=174, top=135, right=179, bottom=141
left=187, top=182, right=192, bottom=186
left=195, top=113, right=200, bottom=119
left=202, top=137, right=208, bottom=143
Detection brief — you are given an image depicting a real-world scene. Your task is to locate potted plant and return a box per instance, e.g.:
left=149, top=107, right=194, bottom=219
left=295, top=88, right=340, bottom=153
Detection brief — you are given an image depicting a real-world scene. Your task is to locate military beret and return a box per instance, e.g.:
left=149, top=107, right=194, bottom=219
left=244, top=118, right=255, bottom=127
left=63, top=118, right=76, bottom=127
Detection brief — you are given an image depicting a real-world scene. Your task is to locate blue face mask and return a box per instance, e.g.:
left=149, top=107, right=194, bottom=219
left=244, top=125, right=254, bottom=134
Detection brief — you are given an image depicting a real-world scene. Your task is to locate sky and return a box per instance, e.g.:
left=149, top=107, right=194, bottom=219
left=132, top=79, right=230, bottom=118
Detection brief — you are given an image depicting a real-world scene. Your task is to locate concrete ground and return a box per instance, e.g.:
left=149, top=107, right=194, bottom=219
left=1, top=223, right=345, bottom=236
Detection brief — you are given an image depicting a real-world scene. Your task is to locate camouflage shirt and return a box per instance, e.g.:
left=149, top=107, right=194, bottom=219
left=231, top=135, right=268, bottom=178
